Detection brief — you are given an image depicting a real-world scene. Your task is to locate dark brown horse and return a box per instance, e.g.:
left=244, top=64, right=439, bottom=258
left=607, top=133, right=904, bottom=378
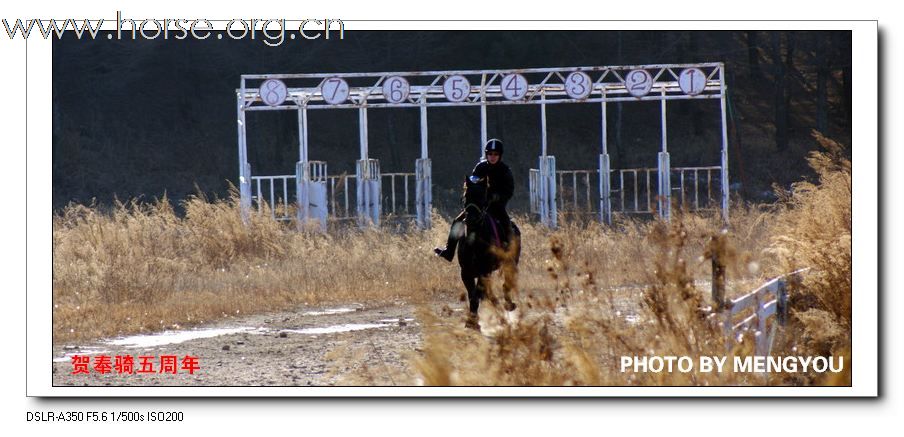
left=456, top=178, right=521, bottom=330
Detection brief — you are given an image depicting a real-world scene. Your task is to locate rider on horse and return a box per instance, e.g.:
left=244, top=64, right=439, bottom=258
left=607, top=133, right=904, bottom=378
left=434, top=138, right=515, bottom=262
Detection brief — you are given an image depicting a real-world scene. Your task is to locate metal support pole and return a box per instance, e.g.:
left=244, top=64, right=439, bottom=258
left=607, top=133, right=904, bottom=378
left=480, top=73, right=487, bottom=156
left=600, top=95, right=611, bottom=225
left=719, top=64, right=731, bottom=224
left=480, top=103, right=487, bottom=158
left=359, top=106, right=368, bottom=160
left=299, top=105, right=309, bottom=163
left=658, top=89, right=671, bottom=221
left=237, top=88, right=251, bottom=222
left=417, top=102, right=432, bottom=229
left=541, top=91, right=548, bottom=157
left=296, top=106, right=309, bottom=226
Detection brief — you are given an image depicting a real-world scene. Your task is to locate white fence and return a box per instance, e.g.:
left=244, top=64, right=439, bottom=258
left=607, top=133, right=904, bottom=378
left=720, top=269, right=809, bottom=356
left=530, top=165, right=723, bottom=217
left=251, top=171, right=416, bottom=223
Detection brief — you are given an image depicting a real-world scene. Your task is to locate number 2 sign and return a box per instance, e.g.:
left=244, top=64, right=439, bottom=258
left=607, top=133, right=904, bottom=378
left=624, top=69, right=653, bottom=97
left=321, top=77, right=350, bottom=105
left=443, top=75, right=471, bottom=102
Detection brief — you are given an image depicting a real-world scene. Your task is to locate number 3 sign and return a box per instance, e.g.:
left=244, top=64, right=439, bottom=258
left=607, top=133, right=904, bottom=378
left=565, top=71, right=592, bottom=99
left=443, top=75, right=471, bottom=102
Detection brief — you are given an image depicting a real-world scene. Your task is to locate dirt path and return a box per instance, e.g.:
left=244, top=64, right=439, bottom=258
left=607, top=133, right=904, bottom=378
left=52, top=301, right=457, bottom=387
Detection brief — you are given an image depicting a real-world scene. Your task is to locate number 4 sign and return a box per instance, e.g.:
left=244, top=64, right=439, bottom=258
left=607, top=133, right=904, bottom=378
left=500, top=74, right=528, bottom=100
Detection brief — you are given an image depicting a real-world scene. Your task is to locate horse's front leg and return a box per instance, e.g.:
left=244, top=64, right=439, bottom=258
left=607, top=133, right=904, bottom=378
left=461, top=269, right=481, bottom=330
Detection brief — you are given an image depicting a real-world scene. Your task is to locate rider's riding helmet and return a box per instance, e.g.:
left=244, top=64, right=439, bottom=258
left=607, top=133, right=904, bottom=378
left=484, top=138, right=504, bottom=156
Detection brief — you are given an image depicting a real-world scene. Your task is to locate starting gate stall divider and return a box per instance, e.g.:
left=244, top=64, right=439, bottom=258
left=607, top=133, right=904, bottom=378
left=236, top=62, right=729, bottom=231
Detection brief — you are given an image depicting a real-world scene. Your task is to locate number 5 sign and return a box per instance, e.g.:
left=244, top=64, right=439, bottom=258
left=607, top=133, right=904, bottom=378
left=443, top=75, right=471, bottom=102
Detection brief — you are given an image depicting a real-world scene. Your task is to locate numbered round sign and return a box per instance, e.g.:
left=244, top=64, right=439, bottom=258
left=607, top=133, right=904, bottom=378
left=259, top=79, right=288, bottom=106
left=321, top=77, right=350, bottom=104
left=382, top=76, right=410, bottom=103
left=443, top=75, right=471, bottom=102
left=500, top=73, right=528, bottom=100
left=679, top=68, right=707, bottom=96
left=624, top=69, right=653, bottom=97
left=565, top=71, right=593, bottom=100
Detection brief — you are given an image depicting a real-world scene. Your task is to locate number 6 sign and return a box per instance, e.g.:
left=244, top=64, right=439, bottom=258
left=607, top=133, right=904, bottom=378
left=624, top=69, right=653, bottom=97
left=382, top=76, right=410, bottom=103
left=443, top=75, right=471, bottom=102
left=259, top=79, right=288, bottom=106
left=321, top=77, right=350, bottom=105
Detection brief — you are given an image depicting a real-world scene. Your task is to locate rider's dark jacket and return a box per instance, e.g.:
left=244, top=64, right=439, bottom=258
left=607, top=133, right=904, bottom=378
left=469, top=159, right=514, bottom=222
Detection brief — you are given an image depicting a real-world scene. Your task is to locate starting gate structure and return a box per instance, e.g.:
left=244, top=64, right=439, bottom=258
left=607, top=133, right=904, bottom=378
left=236, top=62, right=729, bottom=230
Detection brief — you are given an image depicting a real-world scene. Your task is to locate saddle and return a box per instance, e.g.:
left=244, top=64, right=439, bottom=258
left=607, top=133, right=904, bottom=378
left=465, top=210, right=514, bottom=249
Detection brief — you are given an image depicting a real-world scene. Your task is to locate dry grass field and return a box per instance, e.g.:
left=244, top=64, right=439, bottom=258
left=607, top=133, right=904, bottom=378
left=52, top=134, right=851, bottom=386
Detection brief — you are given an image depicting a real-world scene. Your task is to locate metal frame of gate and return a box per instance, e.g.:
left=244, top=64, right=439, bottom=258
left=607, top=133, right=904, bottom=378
left=236, top=62, right=729, bottom=230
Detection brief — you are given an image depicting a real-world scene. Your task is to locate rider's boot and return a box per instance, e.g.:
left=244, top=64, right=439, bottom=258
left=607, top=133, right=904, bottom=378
left=434, top=212, right=466, bottom=262
left=433, top=236, right=458, bottom=262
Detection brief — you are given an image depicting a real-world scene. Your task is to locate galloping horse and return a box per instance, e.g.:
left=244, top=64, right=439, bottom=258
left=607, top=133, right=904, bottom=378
left=456, top=178, right=521, bottom=330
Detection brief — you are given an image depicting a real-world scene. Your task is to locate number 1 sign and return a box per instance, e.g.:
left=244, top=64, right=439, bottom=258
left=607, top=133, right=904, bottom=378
left=679, top=68, right=707, bottom=96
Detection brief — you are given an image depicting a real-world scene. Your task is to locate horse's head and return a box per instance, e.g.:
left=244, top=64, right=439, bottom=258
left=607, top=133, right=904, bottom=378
left=462, top=176, right=489, bottom=211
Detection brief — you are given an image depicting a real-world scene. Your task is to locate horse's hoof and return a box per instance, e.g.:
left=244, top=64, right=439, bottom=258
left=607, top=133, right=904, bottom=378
left=465, top=317, right=481, bottom=331
left=504, top=301, right=517, bottom=312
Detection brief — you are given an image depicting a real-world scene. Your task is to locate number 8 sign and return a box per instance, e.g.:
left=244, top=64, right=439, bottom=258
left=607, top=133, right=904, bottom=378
left=443, top=75, right=471, bottom=102
left=259, top=79, right=288, bottom=107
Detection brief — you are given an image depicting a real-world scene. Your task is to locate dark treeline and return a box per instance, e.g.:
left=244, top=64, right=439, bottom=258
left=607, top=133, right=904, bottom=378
left=52, top=30, right=852, bottom=212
